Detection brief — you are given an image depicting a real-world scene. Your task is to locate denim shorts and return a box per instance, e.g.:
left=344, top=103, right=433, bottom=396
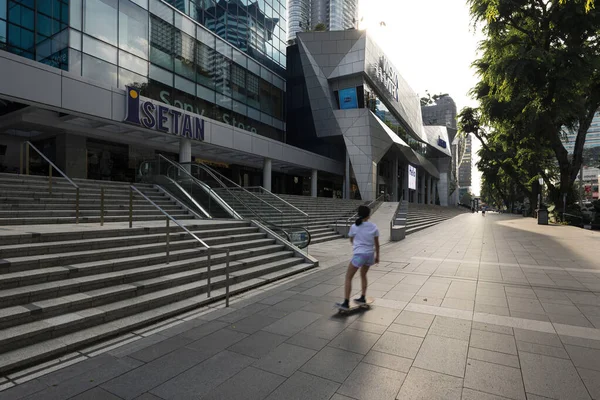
left=351, top=253, right=375, bottom=268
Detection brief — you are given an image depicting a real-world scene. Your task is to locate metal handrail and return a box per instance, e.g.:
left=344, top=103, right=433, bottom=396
left=21, top=141, right=80, bottom=223
left=129, top=185, right=233, bottom=307
left=243, top=186, right=309, bottom=217
left=158, top=156, right=242, bottom=220
left=189, top=163, right=284, bottom=215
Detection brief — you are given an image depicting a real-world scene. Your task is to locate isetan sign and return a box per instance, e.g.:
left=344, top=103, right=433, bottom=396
left=376, top=56, right=399, bottom=102
left=123, top=86, right=205, bottom=141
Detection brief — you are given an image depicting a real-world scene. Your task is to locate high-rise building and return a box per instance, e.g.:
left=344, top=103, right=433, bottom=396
left=458, top=134, right=473, bottom=188
left=562, top=110, right=600, bottom=154
left=287, top=0, right=311, bottom=42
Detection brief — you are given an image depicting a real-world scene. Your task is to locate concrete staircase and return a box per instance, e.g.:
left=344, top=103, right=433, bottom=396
left=0, top=221, right=314, bottom=374
left=0, top=173, right=317, bottom=375
left=406, top=203, right=467, bottom=235
left=0, top=173, right=194, bottom=225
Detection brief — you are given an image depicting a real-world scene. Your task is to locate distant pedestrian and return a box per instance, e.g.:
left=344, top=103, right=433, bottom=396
left=339, top=205, right=380, bottom=309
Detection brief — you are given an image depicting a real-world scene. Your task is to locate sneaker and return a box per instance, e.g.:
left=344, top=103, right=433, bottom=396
left=337, top=300, right=350, bottom=309
left=354, top=296, right=366, bottom=304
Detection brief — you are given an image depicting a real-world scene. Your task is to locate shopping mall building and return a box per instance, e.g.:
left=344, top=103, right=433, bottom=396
left=0, top=0, right=452, bottom=203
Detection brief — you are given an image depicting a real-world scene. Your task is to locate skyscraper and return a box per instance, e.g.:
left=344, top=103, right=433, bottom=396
left=287, top=0, right=311, bottom=42
left=287, top=0, right=358, bottom=42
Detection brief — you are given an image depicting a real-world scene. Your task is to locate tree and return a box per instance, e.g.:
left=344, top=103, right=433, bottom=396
left=420, top=91, right=449, bottom=107
left=467, top=0, right=600, bottom=206
left=460, top=191, right=473, bottom=206
left=313, top=23, right=326, bottom=32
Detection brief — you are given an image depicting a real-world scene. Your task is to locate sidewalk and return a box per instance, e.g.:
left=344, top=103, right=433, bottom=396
left=3, top=213, right=600, bottom=399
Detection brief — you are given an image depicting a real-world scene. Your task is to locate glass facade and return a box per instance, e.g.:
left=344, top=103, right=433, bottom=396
left=563, top=111, right=600, bottom=153
left=160, top=0, right=287, bottom=73
left=2, top=0, right=69, bottom=69
left=287, top=0, right=309, bottom=42
left=0, top=0, right=286, bottom=142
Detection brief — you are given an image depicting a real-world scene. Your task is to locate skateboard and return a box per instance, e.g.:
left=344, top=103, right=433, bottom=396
left=335, top=298, right=374, bottom=315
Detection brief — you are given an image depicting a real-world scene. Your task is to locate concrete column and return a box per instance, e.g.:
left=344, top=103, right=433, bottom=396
left=262, top=158, right=272, bottom=191
left=402, top=163, right=409, bottom=201
left=419, top=172, right=425, bottom=204
left=179, top=138, right=192, bottom=172
left=428, top=176, right=433, bottom=204
left=344, top=151, right=350, bottom=199
left=392, top=156, right=399, bottom=202
left=311, top=169, right=318, bottom=197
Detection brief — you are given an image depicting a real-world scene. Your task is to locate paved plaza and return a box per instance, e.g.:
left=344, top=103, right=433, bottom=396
left=2, top=212, right=600, bottom=399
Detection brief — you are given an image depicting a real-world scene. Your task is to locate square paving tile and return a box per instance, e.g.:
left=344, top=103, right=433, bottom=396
left=372, top=331, right=423, bottom=359
left=328, top=328, right=380, bottom=355
left=265, top=371, right=339, bottom=400
left=285, top=332, right=330, bottom=351
left=468, top=347, right=520, bottom=368
left=461, top=388, right=514, bottom=400
left=337, top=362, right=406, bottom=400
left=348, top=320, right=387, bottom=334
left=464, top=359, right=526, bottom=400
left=520, top=352, right=590, bottom=400
left=229, top=314, right=280, bottom=334
left=262, top=310, right=322, bottom=337
left=300, top=346, right=363, bottom=383
left=362, top=350, right=412, bottom=373
left=514, top=329, right=561, bottom=347
left=413, top=334, right=468, bottom=378
left=253, top=343, right=317, bottom=377
left=396, top=367, right=462, bottom=400
left=149, top=350, right=254, bottom=400
left=355, top=306, right=401, bottom=326
left=387, top=323, right=428, bottom=337
left=129, top=336, right=193, bottom=363
left=201, top=366, right=285, bottom=400
left=186, top=328, right=248, bottom=353
left=441, top=297, right=475, bottom=311
left=228, top=330, right=288, bottom=359
left=578, top=368, right=600, bottom=400
left=394, top=311, right=435, bottom=329
left=516, top=341, right=569, bottom=359
left=565, top=345, right=600, bottom=372
left=69, top=387, right=123, bottom=400
left=428, top=316, right=471, bottom=341
left=470, top=329, right=517, bottom=355
left=301, top=318, right=346, bottom=340
left=507, top=297, right=545, bottom=314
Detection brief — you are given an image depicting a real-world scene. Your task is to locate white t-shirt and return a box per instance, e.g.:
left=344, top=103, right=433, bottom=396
left=349, top=221, right=380, bottom=255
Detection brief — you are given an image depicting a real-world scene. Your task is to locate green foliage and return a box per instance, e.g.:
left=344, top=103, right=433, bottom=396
left=464, top=0, right=600, bottom=209
left=313, top=23, right=326, bottom=32
left=420, top=91, right=449, bottom=107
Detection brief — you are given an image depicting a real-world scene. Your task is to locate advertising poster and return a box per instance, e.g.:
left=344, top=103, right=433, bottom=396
left=408, top=165, right=417, bottom=190
left=339, top=88, right=358, bottom=109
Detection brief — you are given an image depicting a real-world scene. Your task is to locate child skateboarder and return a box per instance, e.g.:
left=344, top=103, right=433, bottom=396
left=338, top=205, right=380, bottom=310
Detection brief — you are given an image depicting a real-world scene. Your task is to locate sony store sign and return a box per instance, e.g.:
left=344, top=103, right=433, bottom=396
left=376, top=56, right=399, bottom=102
left=124, top=86, right=204, bottom=141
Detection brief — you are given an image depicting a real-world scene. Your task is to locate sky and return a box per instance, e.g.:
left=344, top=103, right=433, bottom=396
left=358, top=0, right=484, bottom=195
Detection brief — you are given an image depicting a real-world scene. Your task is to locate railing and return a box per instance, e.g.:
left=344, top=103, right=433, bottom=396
left=158, top=156, right=241, bottom=220
left=243, top=186, right=310, bottom=218
left=20, top=141, right=80, bottom=223
left=129, top=185, right=233, bottom=307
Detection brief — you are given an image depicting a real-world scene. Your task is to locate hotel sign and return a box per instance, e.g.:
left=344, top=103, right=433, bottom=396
left=376, top=56, right=399, bottom=102
left=124, top=86, right=205, bottom=141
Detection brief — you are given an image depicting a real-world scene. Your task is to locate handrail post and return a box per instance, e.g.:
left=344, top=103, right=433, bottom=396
left=49, top=165, right=52, bottom=194
left=166, top=216, right=170, bottom=264
left=19, top=143, right=23, bottom=175
left=76, top=188, right=80, bottom=224
left=100, top=187, right=105, bottom=226
left=129, top=187, right=133, bottom=228
left=225, top=249, right=230, bottom=307
left=25, top=142, right=30, bottom=175
left=207, top=247, right=212, bottom=298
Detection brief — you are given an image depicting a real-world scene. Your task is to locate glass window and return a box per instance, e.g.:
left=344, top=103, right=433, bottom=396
left=0, top=21, right=6, bottom=46
left=247, top=72, right=259, bottom=110
left=149, top=63, right=172, bottom=86
left=118, top=67, right=147, bottom=89
left=214, top=52, right=231, bottom=97
left=195, top=39, right=213, bottom=88
left=69, top=29, right=82, bottom=51
left=231, top=62, right=246, bottom=103
left=68, top=48, right=82, bottom=75
left=83, top=0, right=117, bottom=46
left=130, top=0, right=148, bottom=9
left=0, top=0, right=6, bottom=20
left=150, top=15, right=173, bottom=70
left=82, top=53, right=117, bottom=87
left=149, top=0, right=173, bottom=23
left=196, top=84, right=215, bottom=103
left=196, top=25, right=214, bottom=48
left=175, top=75, right=195, bottom=95
left=174, top=30, right=195, bottom=81
left=119, top=0, right=148, bottom=59
left=174, top=11, right=195, bottom=37
left=83, top=34, right=117, bottom=64
left=119, top=49, right=147, bottom=75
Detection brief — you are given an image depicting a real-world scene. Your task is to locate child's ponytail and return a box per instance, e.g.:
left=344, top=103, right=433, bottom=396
left=355, top=205, right=371, bottom=227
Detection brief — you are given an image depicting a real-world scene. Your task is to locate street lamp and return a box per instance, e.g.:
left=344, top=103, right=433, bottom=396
left=538, top=176, right=544, bottom=210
